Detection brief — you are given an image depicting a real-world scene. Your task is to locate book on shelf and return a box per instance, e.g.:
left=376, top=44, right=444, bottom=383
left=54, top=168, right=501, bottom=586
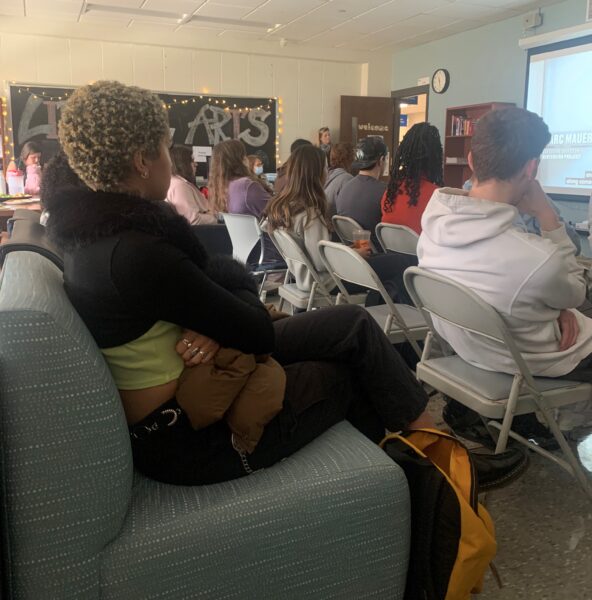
left=445, top=157, right=469, bottom=165
left=450, top=115, right=475, bottom=136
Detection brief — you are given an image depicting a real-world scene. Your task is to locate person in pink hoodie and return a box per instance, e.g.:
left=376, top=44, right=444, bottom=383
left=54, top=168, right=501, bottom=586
left=166, top=145, right=217, bottom=225
left=21, top=141, right=43, bottom=195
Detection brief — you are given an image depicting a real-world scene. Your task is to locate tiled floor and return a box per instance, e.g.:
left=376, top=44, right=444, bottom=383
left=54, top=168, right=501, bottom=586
left=427, top=397, right=592, bottom=599
left=479, top=453, right=592, bottom=599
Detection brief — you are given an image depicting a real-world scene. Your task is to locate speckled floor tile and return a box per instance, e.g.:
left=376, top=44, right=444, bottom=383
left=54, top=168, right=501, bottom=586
left=426, top=396, right=592, bottom=599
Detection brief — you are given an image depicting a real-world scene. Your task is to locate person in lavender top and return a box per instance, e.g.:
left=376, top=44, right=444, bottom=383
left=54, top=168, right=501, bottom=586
left=209, top=139, right=282, bottom=265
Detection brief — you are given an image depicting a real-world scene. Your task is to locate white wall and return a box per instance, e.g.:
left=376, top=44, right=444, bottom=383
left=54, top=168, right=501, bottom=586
left=0, top=32, right=365, bottom=163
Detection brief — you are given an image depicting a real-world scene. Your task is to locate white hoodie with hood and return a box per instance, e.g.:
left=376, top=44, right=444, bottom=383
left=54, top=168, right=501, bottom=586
left=417, top=188, right=592, bottom=378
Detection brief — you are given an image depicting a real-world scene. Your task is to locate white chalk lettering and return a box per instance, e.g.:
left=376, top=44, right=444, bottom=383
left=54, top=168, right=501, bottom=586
left=185, top=104, right=231, bottom=145
left=238, top=109, right=270, bottom=147
left=18, top=96, right=65, bottom=144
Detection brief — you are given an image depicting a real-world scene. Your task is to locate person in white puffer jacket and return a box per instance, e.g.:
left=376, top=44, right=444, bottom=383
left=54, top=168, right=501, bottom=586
left=418, top=108, right=592, bottom=428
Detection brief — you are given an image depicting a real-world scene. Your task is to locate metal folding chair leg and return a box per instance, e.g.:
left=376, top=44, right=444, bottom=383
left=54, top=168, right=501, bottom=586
left=494, top=375, right=522, bottom=454
left=488, top=413, right=592, bottom=499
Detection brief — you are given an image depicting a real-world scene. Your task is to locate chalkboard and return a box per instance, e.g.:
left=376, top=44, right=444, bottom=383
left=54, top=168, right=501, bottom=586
left=8, top=84, right=278, bottom=176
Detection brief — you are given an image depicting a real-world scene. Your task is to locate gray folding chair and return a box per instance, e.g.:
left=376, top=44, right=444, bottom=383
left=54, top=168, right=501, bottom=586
left=404, top=266, right=592, bottom=497
left=332, top=215, right=379, bottom=253
left=375, top=223, right=419, bottom=256
left=220, top=213, right=286, bottom=299
left=268, top=229, right=335, bottom=313
left=318, top=240, right=427, bottom=357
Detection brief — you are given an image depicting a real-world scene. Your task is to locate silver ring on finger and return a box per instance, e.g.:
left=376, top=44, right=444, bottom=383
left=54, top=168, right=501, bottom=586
left=189, top=346, right=200, bottom=358
left=198, top=350, right=207, bottom=358
left=182, top=338, right=192, bottom=347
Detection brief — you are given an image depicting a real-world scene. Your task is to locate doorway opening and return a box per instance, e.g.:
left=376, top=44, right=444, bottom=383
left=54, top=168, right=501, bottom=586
left=391, top=85, right=429, bottom=153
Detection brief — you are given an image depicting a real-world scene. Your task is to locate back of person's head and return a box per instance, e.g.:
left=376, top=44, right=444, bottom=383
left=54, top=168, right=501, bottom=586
left=209, top=139, right=253, bottom=213
left=40, top=150, right=87, bottom=212
left=470, top=107, right=551, bottom=183
left=266, top=145, right=328, bottom=231
left=169, top=145, right=196, bottom=186
left=58, top=80, right=170, bottom=198
left=384, top=122, right=443, bottom=211
left=329, top=142, right=354, bottom=172
left=290, top=138, right=312, bottom=154
left=352, top=137, right=387, bottom=172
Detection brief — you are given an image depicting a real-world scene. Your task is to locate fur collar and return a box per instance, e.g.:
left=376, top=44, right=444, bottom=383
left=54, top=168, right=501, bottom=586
left=47, top=187, right=208, bottom=268
left=47, top=187, right=259, bottom=295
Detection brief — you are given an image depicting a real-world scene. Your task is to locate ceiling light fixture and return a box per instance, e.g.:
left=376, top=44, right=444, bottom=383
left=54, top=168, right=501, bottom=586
left=85, top=3, right=274, bottom=30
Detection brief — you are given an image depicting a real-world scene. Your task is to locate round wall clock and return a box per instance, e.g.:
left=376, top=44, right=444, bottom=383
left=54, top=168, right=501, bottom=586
left=431, top=68, right=450, bottom=94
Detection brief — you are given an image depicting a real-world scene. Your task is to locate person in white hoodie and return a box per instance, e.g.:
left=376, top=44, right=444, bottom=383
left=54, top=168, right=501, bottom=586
left=418, top=107, right=592, bottom=431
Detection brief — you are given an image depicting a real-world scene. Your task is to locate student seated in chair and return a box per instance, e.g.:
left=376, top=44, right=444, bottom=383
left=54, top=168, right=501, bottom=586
left=264, top=145, right=415, bottom=307
left=381, top=123, right=444, bottom=235
left=336, top=137, right=388, bottom=251
left=418, top=107, right=592, bottom=433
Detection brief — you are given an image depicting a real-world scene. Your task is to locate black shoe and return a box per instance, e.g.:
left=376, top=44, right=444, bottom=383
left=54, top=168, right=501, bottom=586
left=442, top=400, right=497, bottom=447
left=470, top=447, right=530, bottom=492
left=442, top=399, right=559, bottom=452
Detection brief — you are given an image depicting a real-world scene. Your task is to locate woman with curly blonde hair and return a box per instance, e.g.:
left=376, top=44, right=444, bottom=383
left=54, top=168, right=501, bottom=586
left=47, top=80, right=434, bottom=486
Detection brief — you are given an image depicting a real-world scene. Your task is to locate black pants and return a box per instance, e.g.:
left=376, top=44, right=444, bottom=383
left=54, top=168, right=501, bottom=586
left=365, top=252, right=417, bottom=306
left=130, top=305, right=428, bottom=486
left=336, top=252, right=417, bottom=307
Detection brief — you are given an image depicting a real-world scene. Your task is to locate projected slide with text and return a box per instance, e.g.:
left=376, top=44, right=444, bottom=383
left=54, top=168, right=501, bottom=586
left=527, top=43, right=592, bottom=196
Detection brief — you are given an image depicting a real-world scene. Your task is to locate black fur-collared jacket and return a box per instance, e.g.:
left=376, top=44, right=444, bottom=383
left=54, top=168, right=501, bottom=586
left=46, top=188, right=274, bottom=353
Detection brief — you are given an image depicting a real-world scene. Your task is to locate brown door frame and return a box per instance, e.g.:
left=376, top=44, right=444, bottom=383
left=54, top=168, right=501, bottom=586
left=391, top=85, right=430, bottom=153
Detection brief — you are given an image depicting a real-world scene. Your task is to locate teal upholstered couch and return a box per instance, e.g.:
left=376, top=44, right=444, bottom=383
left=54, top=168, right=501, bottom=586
left=0, top=251, right=410, bottom=599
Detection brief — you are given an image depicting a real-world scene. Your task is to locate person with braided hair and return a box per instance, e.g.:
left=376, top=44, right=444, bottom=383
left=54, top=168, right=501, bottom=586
left=381, top=122, right=444, bottom=234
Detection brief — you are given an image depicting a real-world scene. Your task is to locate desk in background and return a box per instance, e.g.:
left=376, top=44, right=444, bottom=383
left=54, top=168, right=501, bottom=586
left=0, top=202, right=41, bottom=233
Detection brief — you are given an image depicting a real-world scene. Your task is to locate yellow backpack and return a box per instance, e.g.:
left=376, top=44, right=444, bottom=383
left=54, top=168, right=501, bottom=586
left=381, top=429, right=497, bottom=600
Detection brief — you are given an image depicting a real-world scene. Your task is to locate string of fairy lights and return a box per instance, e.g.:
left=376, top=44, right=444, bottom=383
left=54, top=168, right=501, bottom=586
left=0, top=85, right=284, bottom=166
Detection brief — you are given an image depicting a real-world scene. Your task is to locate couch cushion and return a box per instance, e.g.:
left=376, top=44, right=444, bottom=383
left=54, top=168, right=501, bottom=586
left=101, top=422, right=409, bottom=599
left=0, top=252, right=132, bottom=599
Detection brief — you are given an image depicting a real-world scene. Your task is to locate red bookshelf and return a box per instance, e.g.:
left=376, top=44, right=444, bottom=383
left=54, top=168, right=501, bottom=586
left=444, top=102, right=515, bottom=188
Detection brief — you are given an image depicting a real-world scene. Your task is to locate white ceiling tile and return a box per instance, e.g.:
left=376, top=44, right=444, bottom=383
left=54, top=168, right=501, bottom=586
left=0, top=0, right=25, bottom=16
left=25, top=0, right=80, bottom=21
left=80, top=11, right=132, bottom=25
left=246, top=0, right=328, bottom=25
left=217, top=29, right=265, bottom=38
left=210, top=0, right=266, bottom=5
left=142, top=0, right=201, bottom=12
left=463, top=0, right=545, bottom=7
left=427, top=1, right=500, bottom=19
left=183, top=19, right=226, bottom=29
left=195, top=3, right=253, bottom=18
left=88, top=0, right=144, bottom=7
left=129, top=13, right=178, bottom=23
left=129, top=19, right=178, bottom=30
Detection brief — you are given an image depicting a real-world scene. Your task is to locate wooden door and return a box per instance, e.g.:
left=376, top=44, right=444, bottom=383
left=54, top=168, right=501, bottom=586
left=340, top=96, right=396, bottom=176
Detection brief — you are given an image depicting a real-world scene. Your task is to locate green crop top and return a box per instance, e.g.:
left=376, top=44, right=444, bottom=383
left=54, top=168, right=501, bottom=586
left=101, top=321, right=185, bottom=390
